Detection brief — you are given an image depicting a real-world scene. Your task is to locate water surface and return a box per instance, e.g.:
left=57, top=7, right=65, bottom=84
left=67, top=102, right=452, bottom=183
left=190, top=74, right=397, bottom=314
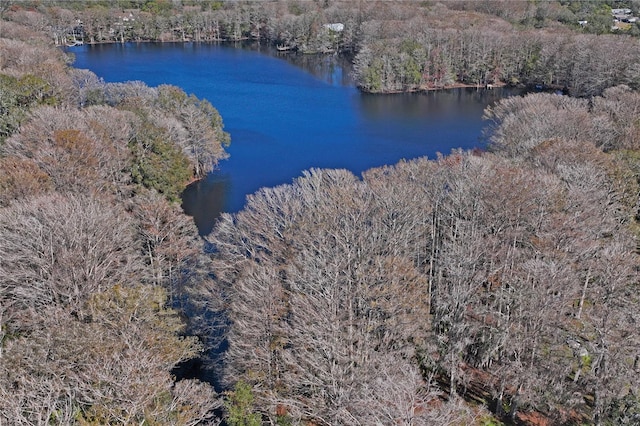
left=68, top=42, right=512, bottom=234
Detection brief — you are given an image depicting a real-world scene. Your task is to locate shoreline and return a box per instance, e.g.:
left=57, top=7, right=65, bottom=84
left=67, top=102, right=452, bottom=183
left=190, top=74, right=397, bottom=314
left=358, top=81, right=514, bottom=95
left=62, top=39, right=517, bottom=95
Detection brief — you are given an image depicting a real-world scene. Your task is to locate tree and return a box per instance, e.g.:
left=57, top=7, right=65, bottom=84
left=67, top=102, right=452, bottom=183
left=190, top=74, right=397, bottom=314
left=210, top=169, right=438, bottom=424
left=0, top=10, right=228, bottom=425
left=2, top=105, right=135, bottom=196
left=225, top=381, right=262, bottom=426
left=0, top=157, right=52, bottom=206
left=0, top=192, right=222, bottom=424
left=128, top=188, right=203, bottom=298
left=0, top=73, right=58, bottom=143
left=0, top=193, right=144, bottom=331
left=129, top=121, right=194, bottom=202
left=0, top=284, right=221, bottom=425
left=483, top=93, right=592, bottom=157
left=156, top=85, right=230, bottom=178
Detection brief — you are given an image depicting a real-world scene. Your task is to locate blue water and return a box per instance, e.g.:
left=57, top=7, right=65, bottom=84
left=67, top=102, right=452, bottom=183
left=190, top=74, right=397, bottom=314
left=68, top=42, right=512, bottom=234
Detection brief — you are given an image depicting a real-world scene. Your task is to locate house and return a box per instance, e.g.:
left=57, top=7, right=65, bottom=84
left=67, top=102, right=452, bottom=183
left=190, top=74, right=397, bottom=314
left=324, top=23, right=344, bottom=32
left=611, top=8, right=632, bottom=16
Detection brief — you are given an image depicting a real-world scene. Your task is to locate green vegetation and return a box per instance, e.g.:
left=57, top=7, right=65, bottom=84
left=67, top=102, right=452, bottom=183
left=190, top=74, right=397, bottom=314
left=141, top=0, right=173, bottom=15
left=129, top=119, right=193, bottom=203
left=0, top=73, right=57, bottom=143
left=224, top=381, right=262, bottom=426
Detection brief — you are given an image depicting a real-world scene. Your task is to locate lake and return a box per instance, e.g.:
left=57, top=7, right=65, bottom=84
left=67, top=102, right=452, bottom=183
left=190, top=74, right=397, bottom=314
left=67, top=42, right=514, bottom=234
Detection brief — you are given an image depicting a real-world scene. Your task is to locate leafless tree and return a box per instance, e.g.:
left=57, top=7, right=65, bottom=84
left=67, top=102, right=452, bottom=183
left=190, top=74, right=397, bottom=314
left=209, top=169, right=435, bottom=424
left=0, top=285, right=221, bottom=425
left=0, top=156, right=52, bottom=206
left=127, top=189, right=204, bottom=300
left=0, top=192, right=144, bottom=332
left=483, top=93, right=593, bottom=158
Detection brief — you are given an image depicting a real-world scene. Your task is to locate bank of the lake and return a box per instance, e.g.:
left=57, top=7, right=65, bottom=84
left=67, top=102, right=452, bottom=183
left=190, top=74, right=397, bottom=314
left=68, top=42, right=517, bottom=234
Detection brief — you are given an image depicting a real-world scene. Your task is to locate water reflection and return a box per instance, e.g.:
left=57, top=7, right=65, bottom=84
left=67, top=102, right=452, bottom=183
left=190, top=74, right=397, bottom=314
left=278, top=52, right=355, bottom=87
left=358, top=87, right=516, bottom=120
left=181, top=175, right=229, bottom=236
left=239, top=41, right=356, bottom=87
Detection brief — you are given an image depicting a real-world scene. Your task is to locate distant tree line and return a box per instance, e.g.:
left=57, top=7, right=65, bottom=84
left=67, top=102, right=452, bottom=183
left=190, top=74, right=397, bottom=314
left=353, top=22, right=640, bottom=96
left=6, top=0, right=640, bottom=95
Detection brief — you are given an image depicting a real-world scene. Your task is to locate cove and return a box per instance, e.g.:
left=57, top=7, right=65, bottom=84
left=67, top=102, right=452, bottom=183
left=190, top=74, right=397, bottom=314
left=67, top=42, right=514, bottom=234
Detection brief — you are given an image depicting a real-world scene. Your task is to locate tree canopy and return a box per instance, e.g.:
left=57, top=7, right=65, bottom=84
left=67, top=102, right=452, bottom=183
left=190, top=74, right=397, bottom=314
left=3, top=2, right=640, bottom=425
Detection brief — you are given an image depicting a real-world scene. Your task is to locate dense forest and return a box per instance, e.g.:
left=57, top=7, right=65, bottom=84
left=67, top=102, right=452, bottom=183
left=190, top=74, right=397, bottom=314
left=0, top=7, right=230, bottom=424
left=3, top=1, right=640, bottom=425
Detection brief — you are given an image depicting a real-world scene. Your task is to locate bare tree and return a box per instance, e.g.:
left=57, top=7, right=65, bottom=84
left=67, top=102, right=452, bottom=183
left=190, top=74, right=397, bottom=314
left=483, top=93, right=592, bottom=158
left=128, top=189, right=203, bottom=298
left=0, top=285, right=221, bottom=425
left=0, top=192, right=144, bottom=331
left=209, top=169, right=435, bottom=424
left=155, top=85, right=230, bottom=178
left=0, top=156, right=52, bottom=206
